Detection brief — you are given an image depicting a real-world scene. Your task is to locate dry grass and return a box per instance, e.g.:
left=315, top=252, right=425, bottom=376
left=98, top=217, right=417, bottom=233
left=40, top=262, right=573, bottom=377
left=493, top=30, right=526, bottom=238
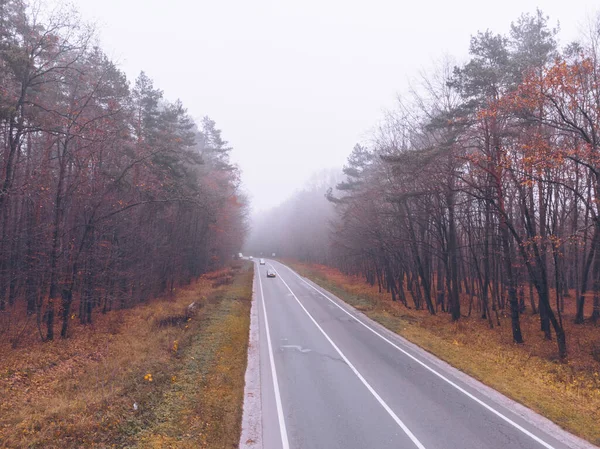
left=290, top=261, right=600, bottom=446
left=135, top=266, right=253, bottom=449
left=0, top=262, right=253, bottom=449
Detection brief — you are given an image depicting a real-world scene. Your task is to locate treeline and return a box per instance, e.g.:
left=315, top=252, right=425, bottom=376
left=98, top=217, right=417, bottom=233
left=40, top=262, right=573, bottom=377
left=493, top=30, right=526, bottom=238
left=0, top=1, right=247, bottom=342
left=245, top=168, right=339, bottom=263
left=328, top=10, right=600, bottom=360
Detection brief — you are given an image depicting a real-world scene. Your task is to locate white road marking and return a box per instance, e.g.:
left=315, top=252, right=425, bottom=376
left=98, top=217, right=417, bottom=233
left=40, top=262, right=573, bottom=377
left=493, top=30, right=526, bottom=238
left=269, top=264, right=427, bottom=449
left=257, top=263, right=290, bottom=449
left=281, top=344, right=311, bottom=353
left=278, top=262, right=558, bottom=449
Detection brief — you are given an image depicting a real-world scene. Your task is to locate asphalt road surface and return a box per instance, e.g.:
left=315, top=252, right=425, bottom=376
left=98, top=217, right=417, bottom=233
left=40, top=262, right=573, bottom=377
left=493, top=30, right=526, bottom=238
left=253, top=259, right=591, bottom=449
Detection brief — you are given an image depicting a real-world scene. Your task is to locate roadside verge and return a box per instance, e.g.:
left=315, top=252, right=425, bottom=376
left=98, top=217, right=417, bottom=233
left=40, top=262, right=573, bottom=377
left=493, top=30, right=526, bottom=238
left=0, top=262, right=253, bottom=449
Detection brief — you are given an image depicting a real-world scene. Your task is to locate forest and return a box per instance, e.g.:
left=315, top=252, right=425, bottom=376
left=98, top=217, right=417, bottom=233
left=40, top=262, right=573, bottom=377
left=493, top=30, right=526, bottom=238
left=0, top=0, right=247, bottom=343
left=250, top=10, right=600, bottom=361
left=6, top=2, right=600, bottom=448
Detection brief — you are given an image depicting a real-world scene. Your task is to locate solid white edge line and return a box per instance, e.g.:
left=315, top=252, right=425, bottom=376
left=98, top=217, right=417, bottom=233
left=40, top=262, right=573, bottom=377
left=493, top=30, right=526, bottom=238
left=257, top=263, right=290, bottom=449
left=269, top=264, right=426, bottom=449
left=278, top=262, right=557, bottom=449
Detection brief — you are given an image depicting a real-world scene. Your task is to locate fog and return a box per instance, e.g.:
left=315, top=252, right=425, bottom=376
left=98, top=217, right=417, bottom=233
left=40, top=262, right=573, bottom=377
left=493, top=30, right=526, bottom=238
left=243, top=168, right=343, bottom=261
left=3, top=1, right=600, bottom=442
left=61, top=0, right=596, bottom=213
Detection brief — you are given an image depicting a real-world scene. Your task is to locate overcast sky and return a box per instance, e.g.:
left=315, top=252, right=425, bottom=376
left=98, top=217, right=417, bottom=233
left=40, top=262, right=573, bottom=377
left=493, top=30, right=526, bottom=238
left=65, top=0, right=598, bottom=212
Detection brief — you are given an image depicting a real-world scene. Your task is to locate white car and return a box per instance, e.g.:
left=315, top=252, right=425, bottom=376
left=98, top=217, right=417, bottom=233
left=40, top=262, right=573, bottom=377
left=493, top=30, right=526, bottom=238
left=260, top=258, right=266, bottom=265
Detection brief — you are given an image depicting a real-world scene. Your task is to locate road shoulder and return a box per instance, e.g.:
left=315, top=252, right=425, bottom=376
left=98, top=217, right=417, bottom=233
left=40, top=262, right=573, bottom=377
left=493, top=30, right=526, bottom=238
left=239, top=265, right=263, bottom=449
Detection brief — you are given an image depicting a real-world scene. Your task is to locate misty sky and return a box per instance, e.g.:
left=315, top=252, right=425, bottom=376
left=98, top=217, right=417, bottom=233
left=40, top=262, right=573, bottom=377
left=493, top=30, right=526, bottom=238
left=65, top=0, right=597, bottom=212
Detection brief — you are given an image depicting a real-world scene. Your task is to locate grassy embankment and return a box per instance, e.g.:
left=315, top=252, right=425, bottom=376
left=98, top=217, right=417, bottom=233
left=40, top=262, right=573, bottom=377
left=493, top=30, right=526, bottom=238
left=290, top=262, right=600, bottom=446
left=0, top=262, right=253, bottom=449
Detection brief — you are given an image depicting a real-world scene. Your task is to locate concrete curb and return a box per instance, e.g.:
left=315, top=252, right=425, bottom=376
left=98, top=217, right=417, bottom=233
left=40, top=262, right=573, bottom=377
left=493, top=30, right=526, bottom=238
left=239, top=267, right=263, bottom=449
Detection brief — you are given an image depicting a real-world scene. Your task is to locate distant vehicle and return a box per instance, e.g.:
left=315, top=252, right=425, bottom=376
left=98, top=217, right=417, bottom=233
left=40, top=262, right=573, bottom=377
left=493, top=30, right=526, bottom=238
left=248, top=256, right=253, bottom=259
left=260, top=258, right=266, bottom=265
left=266, top=269, right=276, bottom=278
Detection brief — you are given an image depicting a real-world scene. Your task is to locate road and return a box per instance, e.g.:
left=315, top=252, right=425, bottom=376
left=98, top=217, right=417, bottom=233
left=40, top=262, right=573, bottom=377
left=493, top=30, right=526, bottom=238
left=253, top=260, right=589, bottom=449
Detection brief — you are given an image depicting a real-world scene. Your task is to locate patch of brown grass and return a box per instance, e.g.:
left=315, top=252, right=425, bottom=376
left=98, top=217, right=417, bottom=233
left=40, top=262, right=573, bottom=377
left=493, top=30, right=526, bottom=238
left=290, top=261, right=600, bottom=445
left=0, top=263, right=253, bottom=449
left=135, top=266, right=253, bottom=449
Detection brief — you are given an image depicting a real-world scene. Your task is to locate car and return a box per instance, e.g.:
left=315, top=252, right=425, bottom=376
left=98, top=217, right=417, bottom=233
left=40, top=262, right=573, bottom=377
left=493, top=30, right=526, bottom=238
left=266, top=269, right=276, bottom=278
left=260, top=258, right=266, bottom=265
